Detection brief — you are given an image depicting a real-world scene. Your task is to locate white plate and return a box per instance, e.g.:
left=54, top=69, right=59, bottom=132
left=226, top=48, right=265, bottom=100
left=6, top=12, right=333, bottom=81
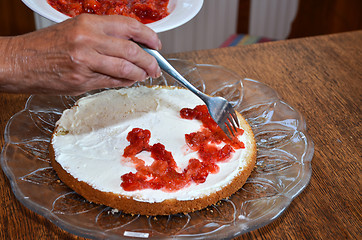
left=21, top=0, right=203, bottom=33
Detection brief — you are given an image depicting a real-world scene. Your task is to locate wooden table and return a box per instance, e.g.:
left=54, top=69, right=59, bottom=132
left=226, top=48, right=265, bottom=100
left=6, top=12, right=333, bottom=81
left=0, top=31, right=361, bottom=239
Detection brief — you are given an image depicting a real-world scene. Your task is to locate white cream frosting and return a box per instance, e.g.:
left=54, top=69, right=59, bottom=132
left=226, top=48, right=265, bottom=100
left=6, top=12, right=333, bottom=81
left=52, top=86, right=254, bottom=203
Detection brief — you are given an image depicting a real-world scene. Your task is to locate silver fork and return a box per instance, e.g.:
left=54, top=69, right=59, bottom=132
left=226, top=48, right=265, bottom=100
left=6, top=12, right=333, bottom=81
left=139, top=44, right=240, bottom=139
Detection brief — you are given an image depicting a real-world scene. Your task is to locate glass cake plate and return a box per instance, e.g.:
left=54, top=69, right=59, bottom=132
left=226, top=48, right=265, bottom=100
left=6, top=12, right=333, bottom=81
left=1, top=59, right=313, bottom=239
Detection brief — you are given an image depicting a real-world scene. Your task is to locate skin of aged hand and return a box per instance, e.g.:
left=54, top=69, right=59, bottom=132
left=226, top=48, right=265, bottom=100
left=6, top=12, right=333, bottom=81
left=0, top=14, right=162, bottom=95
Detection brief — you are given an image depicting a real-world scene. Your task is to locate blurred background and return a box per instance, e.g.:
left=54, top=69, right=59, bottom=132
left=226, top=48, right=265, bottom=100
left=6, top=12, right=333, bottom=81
left=1, top=0, right=361, bottom=54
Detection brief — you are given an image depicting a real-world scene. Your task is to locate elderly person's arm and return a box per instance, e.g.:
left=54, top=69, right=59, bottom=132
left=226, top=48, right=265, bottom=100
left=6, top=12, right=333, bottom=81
left=0, top=14, right=161, bottom=95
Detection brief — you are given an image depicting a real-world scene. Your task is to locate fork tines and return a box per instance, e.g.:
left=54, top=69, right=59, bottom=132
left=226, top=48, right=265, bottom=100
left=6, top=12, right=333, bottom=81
left=220, top=106, right=240, bottom=139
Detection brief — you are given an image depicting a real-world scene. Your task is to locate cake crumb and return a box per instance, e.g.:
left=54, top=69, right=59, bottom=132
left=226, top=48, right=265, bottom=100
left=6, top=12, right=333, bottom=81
left=111, top=208, right=119, bottom=214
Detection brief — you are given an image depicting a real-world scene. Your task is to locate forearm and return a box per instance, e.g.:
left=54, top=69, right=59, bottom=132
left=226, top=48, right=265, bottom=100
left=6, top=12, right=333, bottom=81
left=0, top=36, right=23, bottom=93
left=0, top=35, right=41, bottom=93
left=0, top=33, right=70, bottom=94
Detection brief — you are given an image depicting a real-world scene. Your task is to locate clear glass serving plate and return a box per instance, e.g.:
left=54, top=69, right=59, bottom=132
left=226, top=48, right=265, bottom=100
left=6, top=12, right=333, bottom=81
left=1, top=59, right=313, bottom=239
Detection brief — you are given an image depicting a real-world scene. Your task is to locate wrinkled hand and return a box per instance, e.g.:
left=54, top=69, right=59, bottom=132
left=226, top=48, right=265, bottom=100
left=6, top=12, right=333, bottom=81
left=0, top=14, right=162, bottom=95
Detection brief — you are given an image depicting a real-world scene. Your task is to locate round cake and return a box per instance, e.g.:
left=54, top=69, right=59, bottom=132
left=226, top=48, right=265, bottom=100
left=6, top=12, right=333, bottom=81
left=50, top=86, right=256, bottom=215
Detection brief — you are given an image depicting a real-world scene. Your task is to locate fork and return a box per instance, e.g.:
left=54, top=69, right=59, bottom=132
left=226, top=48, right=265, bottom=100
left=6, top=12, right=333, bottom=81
left=138, top=44, right=240, bottom=139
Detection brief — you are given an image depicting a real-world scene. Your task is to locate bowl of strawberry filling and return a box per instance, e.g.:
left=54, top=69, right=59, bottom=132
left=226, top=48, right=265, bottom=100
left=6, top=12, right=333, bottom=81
left=21, top=0, right=204, bottom=32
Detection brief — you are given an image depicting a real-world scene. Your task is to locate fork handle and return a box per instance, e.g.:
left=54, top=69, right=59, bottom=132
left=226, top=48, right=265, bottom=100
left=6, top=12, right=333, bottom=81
left=138, top=44, right=208, bottom=102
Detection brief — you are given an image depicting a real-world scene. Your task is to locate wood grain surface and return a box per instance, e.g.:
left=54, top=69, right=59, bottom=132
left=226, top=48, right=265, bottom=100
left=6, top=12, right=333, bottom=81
left=0, top=31, right=361, bottom=239
left=0, top=0, right=35, bottom=36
